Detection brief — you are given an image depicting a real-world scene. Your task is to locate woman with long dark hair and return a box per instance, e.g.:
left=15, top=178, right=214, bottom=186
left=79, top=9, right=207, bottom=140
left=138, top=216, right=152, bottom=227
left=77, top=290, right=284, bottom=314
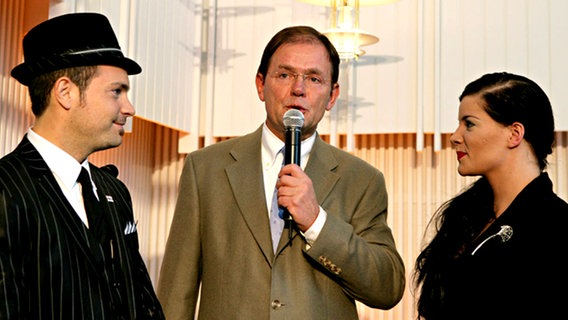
left=414, top=72, right=568, bottom=320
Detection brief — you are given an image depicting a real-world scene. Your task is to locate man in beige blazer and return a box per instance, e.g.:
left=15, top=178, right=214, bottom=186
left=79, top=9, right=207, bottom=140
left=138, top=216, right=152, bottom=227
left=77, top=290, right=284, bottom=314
left=158, top=26, right=405, bottom=319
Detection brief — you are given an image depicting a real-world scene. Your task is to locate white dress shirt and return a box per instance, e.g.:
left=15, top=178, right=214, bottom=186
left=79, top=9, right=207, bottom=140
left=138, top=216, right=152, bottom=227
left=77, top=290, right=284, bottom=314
left=261, top=123, right=327, bottom=246
left=27, top=128, right=94, bottom=227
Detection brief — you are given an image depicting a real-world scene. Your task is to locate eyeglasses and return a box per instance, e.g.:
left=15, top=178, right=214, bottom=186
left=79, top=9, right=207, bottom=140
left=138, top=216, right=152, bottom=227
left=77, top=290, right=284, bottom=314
left=270, top=70, right=328, bottom=88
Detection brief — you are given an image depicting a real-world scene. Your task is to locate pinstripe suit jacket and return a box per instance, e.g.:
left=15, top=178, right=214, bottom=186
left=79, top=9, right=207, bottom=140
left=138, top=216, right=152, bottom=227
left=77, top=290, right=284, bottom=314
left=158, top=126, right=406, bottom=319
left=0, top=136, right=164, bottom=319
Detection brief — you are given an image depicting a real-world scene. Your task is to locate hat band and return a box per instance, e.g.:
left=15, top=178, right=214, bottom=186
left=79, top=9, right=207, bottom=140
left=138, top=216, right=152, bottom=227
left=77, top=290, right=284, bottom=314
left=63, top=48, right=123, bottom=56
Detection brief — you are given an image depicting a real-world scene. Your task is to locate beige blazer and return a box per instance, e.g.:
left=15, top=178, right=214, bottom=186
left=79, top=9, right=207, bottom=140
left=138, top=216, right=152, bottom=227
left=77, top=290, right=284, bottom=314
left=158, top=126, right=405, bottom=320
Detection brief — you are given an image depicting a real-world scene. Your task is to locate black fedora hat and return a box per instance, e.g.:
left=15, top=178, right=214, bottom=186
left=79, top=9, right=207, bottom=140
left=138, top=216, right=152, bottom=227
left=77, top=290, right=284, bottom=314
left=11, top=12, right=141, bottom=86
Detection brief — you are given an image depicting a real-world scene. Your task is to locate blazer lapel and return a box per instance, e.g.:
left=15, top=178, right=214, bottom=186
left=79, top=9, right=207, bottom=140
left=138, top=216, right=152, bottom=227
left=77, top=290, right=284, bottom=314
left=224, top=131, right=340, bottom=259
left=91, top=168, right=132, bottom=266
left=225, top=128, right=275, bottom=260
left=304, top=136, right=341, bottom=202
left=18, top=138, right=106, bottom=270
left=276, top=135, right=340, bottom=252
left=92, top=169, right=137, bottom=317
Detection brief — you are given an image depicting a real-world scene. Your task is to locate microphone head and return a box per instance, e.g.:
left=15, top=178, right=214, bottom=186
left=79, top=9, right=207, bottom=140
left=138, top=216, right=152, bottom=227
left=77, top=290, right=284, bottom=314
left=283, top=109, right=304, bottom=129
left=497, top=225, right=513, bottom=242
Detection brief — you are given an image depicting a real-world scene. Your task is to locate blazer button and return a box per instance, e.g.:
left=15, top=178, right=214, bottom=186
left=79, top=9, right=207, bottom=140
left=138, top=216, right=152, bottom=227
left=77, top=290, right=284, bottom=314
left=271, top=300, right=285, bottom=309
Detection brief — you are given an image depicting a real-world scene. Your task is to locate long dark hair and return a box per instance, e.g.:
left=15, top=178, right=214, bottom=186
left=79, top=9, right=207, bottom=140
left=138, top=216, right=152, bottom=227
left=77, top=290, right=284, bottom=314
left=413, top=72, right=555, bottom=319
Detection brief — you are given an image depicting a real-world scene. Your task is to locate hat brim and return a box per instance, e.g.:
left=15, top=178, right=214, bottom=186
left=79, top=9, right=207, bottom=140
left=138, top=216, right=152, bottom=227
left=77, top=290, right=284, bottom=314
left=11, top=53, right=142, bottom=86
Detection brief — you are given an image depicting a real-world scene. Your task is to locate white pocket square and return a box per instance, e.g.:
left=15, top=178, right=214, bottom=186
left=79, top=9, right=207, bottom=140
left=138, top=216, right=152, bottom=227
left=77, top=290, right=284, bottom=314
left=124, top=221, right=137, bottom=235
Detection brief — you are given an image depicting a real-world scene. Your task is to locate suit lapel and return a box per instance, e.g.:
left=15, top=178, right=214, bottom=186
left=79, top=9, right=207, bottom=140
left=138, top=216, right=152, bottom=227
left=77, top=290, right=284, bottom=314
left=225, top=128, right=275, bottom=260
left=221, top=131, right=342, bottom=260
left=304, top=136, right=341, bottom=202
left=276, top=136, right=340, bottom=252
left=91, top=167, right=132, bottom=268
left=224, top=131, right=341, bottom=259
left=18, top=138, right=106, bottom=270
left=91, top=169, right=123, bottom=247
left=92, top=169, right=136, bottom=317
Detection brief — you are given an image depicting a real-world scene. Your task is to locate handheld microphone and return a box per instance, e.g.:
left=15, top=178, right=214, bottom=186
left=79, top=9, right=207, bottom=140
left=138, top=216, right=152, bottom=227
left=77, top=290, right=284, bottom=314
left=471, top=225, right=513, bottom=255
left=281, top=109, right=304, bottom=225
left=283, top=109, right=304, bottom=166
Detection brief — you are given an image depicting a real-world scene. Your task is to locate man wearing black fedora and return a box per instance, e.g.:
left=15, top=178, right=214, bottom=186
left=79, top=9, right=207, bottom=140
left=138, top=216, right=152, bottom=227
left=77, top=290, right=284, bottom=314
left=0, top=12, right=164, bottom=319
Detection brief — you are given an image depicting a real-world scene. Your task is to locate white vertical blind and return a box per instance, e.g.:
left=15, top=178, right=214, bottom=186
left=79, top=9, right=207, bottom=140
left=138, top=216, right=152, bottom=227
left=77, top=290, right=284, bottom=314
left=51, top=0, right=201, bottom=134
left=207, top=0, right=568, bottom=137
left=44, top=0, right=568, bottom=139
left=132, top=0, right=200, bottom=133
left=438, top=0, right=568, bottom=133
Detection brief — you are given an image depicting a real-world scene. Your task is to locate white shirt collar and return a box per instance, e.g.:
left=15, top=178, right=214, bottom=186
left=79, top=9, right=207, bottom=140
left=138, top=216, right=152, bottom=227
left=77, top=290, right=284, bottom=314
left=26, top=128, right=88, bottom=190
left=261, top=122, right=316, bottom=169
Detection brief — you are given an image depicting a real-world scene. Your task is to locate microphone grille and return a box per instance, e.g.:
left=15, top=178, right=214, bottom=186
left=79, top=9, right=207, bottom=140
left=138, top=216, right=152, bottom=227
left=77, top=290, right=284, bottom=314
left=498, top=225, right=513, bottom=242
left=283, top=109, right=304, bottom=128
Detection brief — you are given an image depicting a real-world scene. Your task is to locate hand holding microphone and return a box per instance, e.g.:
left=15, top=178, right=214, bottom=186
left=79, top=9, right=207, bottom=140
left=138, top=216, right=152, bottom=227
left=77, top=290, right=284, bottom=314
left=281, top=109, right=304, bottom=238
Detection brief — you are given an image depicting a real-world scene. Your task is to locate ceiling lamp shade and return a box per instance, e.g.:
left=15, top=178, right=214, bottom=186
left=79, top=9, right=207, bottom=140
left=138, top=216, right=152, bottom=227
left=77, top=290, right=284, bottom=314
left=326, top=0, right=378, bottom=59
left=324, top=29, right=377, bottom=59
left=299, top=0, right=388, bottom=60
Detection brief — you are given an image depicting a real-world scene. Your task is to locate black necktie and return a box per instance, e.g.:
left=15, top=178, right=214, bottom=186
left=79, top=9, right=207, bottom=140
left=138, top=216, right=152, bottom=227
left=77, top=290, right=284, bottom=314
left=78, top=168, right=123, bottom=308
left=77, top=168, right=108, bottom=244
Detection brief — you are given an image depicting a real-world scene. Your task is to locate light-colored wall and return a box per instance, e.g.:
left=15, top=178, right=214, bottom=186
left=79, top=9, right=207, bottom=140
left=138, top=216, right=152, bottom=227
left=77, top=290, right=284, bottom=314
left=46, top=0, right=568, bottom=149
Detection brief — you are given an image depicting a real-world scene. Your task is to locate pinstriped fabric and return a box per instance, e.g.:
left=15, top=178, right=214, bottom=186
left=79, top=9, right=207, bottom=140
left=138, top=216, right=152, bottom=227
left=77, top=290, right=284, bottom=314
left=0, top=136, right=164, bottom=319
